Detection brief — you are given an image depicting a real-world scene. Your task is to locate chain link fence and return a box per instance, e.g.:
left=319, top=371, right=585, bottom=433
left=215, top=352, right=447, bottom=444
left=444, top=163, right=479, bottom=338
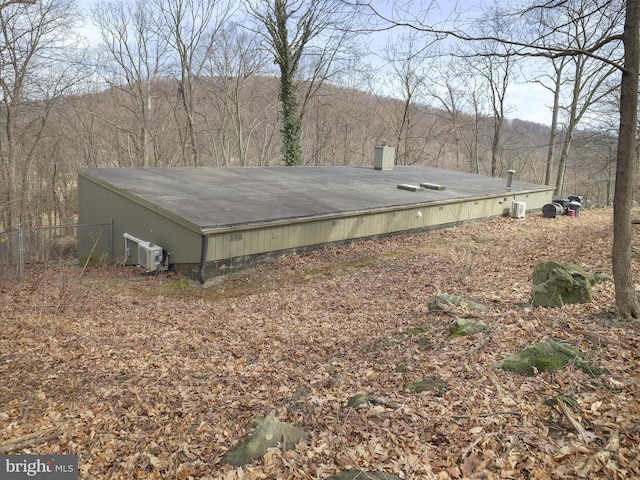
left=0, top=222, right=112, bottom=280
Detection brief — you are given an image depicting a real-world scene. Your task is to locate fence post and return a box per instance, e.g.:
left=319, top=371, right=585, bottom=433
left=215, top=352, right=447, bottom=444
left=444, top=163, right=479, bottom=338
left=109, top=218, right=114, bottom=260
left=18, top=224, right=24, bottom=277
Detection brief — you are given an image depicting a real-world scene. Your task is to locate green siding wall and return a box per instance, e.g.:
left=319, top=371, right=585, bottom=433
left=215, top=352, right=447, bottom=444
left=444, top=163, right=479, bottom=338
left=205, top=190, right=551, bottom=264
left=78, top=175, right=201, bottom=265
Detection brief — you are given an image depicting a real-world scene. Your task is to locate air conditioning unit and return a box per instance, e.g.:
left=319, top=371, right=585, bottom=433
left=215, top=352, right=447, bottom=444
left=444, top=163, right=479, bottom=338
left=138, top=241, right=164, bottom=272
left=123, top=233, right=168, bottom=272
left=511, top=201, right=526, bottom=218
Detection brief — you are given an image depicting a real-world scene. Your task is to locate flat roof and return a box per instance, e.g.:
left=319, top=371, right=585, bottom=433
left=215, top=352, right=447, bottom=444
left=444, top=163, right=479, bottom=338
left=80, top=166, right=552, bottom=230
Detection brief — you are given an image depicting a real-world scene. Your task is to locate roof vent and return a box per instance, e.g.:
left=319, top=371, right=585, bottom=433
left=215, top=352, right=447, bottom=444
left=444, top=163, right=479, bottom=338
left=397, top=184, right=423, bottom=192
left=420, top=182, right=446, bottom=191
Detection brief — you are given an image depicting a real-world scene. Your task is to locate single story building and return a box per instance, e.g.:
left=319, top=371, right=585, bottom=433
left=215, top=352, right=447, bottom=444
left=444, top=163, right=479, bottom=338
left=78, top=156, right=554, bottom=282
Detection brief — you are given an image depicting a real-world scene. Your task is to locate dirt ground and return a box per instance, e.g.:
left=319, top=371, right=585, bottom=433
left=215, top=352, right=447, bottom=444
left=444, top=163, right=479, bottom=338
left=1, top=208, right=639, bottom=479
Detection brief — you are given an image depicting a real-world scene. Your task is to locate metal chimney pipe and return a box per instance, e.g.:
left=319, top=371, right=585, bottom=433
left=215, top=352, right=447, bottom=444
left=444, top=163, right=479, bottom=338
left=506, top=170, right=516, bottom=188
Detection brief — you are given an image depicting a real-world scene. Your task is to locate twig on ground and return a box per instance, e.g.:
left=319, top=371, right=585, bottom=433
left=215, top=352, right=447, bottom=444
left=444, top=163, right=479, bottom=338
left=414, top=410, right=520, bottom=420
left=460, top=432, right=499, bottom=461
left=79, top=232, right=101, bottom=277
left=557, top=400, right=594, bottom=445
left=0, top=427, right=63, bottom=453
left=469, top=331, right=492, bottom=357
left=21, top=395, right=33, bottom=422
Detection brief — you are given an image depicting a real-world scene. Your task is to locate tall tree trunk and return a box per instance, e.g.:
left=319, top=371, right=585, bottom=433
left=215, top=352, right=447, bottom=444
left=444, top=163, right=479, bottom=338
left=279, top=61, right=302, bottom=166
left=490, top=114, right=503, bottom=177
left=613, top=0, right=640, bottom=320
left=5, top=103, right=18, bottom=230
left=554, top=128, right=574, bottom=196
left=178, top=75, right=199, bottom=166
left=554, top=62, right=582, bottom=196
left=544, top=65, right=563, bottom=186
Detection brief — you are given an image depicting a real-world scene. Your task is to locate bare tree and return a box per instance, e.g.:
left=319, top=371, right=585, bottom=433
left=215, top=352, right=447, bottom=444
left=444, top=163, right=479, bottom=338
left=154, top=0, right=233, bottom=166
left=429, top=60, right=487, bottom=174
left=537, top=56, right=569, bottom=186
left=246, top=0, right=356, bottom=166
left=471, top=4, right=518, bottom=177
left=0, top=0, right=86, bottom=230
left=379, top=30, right=435, bottom=166
left=201, top=23, right=271, bottom=166
left=0, top=0, right=36, bottom=9
left=534, top=0, right=622, bottom=195
left=613, top=0, right=640, bottom=319
left=353, top=0, right=638, bottom=319
left=92, top=0, right=169, bottom=167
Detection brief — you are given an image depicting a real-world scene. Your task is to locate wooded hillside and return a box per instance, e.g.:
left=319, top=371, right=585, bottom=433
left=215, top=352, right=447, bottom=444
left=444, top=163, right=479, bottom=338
left=0, top=0, right=625, bottom=233
left=3, top=74, right=616, bottom=232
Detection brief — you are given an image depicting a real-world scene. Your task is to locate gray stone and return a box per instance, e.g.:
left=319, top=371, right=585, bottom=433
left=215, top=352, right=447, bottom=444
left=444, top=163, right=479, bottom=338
left=345, top=394, right=372, bottom=409
left=326, top=470, right=402, bottom=480
left=531, top=261, right=592, bottom=307
left=427, top=294, right=487, bottom=312
left=220, top=415, right=307, bottom=466
left=406, top=378, right=447, bottom=394
left=448, top=318, right=488, bottom=337
left=491, top=339, right=603, bottom=377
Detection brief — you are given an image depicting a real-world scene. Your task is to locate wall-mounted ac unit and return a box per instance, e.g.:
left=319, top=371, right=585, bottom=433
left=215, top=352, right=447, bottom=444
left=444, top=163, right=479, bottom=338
left=138, top=241, right=164, bottom=272
left=511, top=201, right=526, bottom=218
left=123, top=233, right=168, bottom=272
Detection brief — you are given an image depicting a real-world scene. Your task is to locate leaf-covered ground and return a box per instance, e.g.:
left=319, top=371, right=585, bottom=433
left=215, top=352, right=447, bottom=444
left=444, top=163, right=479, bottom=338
left=1, top=208, right=640, bottom=479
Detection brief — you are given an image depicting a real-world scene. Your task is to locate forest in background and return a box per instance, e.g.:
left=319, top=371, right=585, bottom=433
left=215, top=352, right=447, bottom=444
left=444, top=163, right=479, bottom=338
left=0, top=0, right=631, bottom=232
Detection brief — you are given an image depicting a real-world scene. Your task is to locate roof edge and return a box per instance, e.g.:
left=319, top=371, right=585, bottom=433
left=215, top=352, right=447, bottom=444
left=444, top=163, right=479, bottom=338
left=199, top=186, right=554, bottom=235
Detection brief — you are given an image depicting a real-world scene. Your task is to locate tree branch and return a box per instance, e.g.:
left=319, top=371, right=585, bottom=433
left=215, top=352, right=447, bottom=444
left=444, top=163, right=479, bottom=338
left=0, top=0, right=36, bottom=10
left=347, top=0, right=625, bottom=70
left=0, top=427, right=62, bottom=454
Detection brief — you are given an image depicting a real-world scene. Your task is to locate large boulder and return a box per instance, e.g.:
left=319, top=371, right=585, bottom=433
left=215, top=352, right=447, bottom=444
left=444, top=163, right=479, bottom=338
left=492, top=339, right=603, bottom=377
left=531, top=261, right=592, bottom=307
left=220, top=415, right=307, bottom=466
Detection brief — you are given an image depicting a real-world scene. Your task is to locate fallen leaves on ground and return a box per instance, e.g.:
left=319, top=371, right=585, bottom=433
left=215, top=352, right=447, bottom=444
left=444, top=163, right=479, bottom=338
left=1, top=208, right=640, bottom=479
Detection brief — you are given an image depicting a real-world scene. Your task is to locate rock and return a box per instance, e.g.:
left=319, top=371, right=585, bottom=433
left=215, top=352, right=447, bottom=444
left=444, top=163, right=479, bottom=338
left=405, top=323, right=432, bottom=345
left=428, top=294, right=488, bottom=312
left=448, top=318, right=487, bottom=337
left=289, top=387, right=310, bottom=403
left=531, top=261, right=592, bottom=307
left=544, top=395, right=580, bottom=410
left=590, top=272, right=612, bottom=285
left=345, top=394, right=372, bottom=409
left=326, top=470, right=402, bottom=480
left=394, top=363, right=408, bottom=373
left=491, top=339, right=603, bottom=377
left=405, top=323, right=430, bottom=336
left=406, top=378, right=447, bottom=394
left=220, top=414, right=307, bottom=466
left=345, top=395, right=400, bottom=410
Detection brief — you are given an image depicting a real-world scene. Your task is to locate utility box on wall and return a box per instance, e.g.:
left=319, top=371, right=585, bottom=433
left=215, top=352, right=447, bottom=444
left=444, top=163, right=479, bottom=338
left=374, top=143, right=395, bottom=170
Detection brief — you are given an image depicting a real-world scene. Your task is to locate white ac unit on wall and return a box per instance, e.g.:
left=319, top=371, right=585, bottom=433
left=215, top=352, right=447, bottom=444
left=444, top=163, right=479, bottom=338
left=123, top=233, right=168, bottom=272
left=138, top=242, right=164, bottom=272
left=511, top=201, right=526, bottom=218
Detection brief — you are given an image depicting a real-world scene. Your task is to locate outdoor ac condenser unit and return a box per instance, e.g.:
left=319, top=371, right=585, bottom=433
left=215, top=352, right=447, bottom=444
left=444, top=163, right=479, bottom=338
left=138, top=242, right=164, bottom=272
left=123, top=233, right=168, bottom=272
left=511, top=201, right=526, bottom=219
